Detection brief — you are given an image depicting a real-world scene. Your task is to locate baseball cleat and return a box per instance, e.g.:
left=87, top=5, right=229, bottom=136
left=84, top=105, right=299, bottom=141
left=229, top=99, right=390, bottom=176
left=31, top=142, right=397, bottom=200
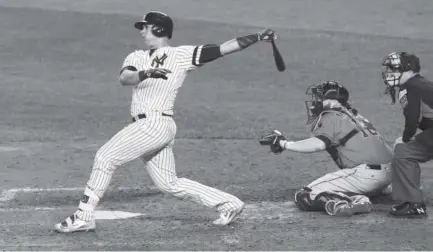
left=54, top=214, right=96, bottom=233
left=389, top=202, right=428, bottom=218
left=380, top=184, right=392, bottom=195
left=213, top=204, right=244, bottom=226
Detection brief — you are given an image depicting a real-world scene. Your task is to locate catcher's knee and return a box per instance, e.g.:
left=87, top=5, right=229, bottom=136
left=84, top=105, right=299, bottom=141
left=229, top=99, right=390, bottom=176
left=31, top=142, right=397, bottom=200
left=294, top=187, right=316, bottom=211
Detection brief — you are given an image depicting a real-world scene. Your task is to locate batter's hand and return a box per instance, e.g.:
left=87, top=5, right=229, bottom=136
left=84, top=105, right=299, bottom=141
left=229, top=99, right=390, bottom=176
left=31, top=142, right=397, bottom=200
left=259, top=129, right=286, bottom=154
left=146, top=68, right=172, bottom=80
left=258, top=29, right=277, bottom=42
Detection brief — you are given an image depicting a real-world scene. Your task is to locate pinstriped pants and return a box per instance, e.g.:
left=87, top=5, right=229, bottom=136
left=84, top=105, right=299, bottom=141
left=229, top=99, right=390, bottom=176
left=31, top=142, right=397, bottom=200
left=86, top=114, right=243, bottom=213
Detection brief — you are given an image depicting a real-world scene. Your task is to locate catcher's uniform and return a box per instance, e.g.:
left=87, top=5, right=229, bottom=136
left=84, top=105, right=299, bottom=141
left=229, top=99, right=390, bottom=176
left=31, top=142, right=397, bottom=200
left=305, top=108, right=393, bottom=199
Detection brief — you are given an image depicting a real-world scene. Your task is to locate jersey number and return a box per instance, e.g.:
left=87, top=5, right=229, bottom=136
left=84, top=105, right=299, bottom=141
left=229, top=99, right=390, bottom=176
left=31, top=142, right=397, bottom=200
left=359, top=118, right=377, bottom=137
left=355, top=116, right=378, bottom=138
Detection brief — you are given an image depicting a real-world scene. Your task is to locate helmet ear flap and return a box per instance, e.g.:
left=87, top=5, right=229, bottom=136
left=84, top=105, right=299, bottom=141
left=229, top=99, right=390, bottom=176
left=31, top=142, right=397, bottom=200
left=151, top=25, right=166, bottom=37
left=400, top=52, right=421, bottom=72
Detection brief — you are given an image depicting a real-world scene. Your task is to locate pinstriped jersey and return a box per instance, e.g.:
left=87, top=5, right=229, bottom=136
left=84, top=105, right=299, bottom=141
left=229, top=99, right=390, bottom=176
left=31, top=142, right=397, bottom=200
left=311, top=109, right=393, bottom=169
left=121, top=45, right=203, bottom=116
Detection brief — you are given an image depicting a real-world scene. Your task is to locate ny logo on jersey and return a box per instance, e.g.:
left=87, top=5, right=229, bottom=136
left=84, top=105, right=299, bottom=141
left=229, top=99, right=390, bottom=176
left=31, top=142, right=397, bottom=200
left=151, top=53, right=168, bottom=68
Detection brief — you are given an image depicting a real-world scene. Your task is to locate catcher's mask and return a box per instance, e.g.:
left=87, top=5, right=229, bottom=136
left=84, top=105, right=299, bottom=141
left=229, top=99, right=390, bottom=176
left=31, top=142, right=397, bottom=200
left=305, top=81, right=349, bottom=124
left=381, top=52, right=420, bottom=104
left=134, top=11, right=174, bottom=39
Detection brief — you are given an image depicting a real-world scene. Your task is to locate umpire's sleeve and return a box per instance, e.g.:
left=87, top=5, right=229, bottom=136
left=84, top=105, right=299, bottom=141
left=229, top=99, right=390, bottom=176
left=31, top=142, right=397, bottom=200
left=401, top=88, right=421, bottom=142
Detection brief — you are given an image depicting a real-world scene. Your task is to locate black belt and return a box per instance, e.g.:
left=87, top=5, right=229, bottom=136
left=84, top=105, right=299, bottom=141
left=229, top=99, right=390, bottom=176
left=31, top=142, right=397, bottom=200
left=367, top=164, right=382, bottom=170
left=132, top=113, right=172, bottom=122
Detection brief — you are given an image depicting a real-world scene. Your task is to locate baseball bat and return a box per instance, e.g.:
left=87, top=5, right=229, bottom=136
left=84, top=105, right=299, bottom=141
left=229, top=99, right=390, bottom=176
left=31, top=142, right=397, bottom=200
left=271, top=39, right=286, bottom=72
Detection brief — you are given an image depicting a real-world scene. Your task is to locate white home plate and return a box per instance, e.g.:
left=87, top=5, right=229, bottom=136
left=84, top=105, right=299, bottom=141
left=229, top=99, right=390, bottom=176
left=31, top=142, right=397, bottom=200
left=94, top=211, right=144, bottom=220
left=0, top=146, right=20, bottom=152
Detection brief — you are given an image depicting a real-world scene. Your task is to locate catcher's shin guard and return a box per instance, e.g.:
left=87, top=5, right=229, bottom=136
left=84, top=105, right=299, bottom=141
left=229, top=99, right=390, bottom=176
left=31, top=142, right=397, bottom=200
left=314, top=191, right=352, bottom=208
left=295, top=188, right=353, bottom=211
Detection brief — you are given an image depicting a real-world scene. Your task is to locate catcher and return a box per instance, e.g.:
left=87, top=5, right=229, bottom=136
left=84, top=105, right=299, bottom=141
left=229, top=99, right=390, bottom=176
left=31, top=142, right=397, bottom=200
left=260, top=81, right=394, bottom=216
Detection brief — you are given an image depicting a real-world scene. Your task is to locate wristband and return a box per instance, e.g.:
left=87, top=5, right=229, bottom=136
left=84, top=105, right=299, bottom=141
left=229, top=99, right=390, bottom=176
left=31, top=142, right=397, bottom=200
left=138, top=70, right=150, bottom=81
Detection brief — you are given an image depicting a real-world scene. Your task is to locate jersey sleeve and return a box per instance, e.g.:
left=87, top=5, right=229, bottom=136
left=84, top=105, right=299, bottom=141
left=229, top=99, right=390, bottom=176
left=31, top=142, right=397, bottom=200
left=400, top=87, right=421, bottom=142
left=311, top=113, right=340, bottom=148
left=175, top=45, right=204, bottom=72
left=121, top=51, right=146, bottom=72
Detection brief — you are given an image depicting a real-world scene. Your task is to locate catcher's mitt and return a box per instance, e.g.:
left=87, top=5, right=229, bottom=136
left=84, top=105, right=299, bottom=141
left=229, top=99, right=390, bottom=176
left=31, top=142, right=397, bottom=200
left=259, top=129, right=286, bottom=154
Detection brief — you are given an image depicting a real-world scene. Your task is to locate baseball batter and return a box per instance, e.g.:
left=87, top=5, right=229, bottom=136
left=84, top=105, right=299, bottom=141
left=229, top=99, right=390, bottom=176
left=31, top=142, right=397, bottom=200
left=54, top=11, right=277, bottom=233
left=260, top=81, right=394, bottom=216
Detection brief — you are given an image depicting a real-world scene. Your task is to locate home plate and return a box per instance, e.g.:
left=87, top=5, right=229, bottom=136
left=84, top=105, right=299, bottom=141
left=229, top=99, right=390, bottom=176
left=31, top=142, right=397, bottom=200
left=94, top=211, right=144, bottom=220
left=0, top=146, right=20, bottom=152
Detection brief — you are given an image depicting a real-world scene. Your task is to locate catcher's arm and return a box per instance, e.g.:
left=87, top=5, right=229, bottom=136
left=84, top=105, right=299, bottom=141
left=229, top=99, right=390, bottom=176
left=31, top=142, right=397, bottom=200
left=259, top=130, right=326, bottom=154
left=280, top=137, right=326, bottom=153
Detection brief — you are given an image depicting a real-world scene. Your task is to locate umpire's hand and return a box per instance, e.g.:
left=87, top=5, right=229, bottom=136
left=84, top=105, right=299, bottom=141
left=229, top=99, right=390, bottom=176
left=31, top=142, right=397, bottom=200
left=393, top=137, right=403, bottom=149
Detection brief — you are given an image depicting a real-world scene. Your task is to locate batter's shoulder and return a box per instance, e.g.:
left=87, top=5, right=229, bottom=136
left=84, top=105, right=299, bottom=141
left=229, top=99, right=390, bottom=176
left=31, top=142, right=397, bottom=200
left=125, top=49, right=146, bottom=58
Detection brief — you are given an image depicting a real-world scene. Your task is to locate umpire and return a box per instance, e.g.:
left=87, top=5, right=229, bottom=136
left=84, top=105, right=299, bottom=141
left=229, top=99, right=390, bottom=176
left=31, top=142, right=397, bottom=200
left=381, top=52, right=433, bottom=218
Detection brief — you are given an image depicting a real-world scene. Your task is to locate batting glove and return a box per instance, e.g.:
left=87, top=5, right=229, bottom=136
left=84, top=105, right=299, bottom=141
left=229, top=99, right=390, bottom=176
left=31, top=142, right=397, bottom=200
left=258, top=29, right=277, bottom=42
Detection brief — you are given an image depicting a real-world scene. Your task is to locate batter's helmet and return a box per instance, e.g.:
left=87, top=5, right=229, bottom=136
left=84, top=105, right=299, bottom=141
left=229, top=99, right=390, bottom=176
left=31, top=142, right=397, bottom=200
left=134, top=11, right=173, bottom=39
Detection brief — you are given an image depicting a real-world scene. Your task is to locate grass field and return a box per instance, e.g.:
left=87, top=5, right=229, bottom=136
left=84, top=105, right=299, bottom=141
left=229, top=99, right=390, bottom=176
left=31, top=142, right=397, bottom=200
left=1, top=0, right=433, bottom=250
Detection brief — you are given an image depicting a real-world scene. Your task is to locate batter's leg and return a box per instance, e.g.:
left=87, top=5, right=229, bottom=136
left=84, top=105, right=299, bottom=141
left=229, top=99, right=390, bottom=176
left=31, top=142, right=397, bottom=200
left=143, top=142, right=244, bottom=225
left=54, top=118, right=174, bottom=233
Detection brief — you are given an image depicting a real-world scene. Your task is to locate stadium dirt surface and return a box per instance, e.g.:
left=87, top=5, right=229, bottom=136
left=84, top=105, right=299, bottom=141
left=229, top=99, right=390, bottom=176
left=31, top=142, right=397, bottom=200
left=1, top=0, right=433, bottom=250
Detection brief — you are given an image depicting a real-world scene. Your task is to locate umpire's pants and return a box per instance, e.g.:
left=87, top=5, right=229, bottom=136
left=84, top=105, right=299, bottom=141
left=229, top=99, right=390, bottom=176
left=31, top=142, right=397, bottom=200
left=392, top=128, right=433, bottom=202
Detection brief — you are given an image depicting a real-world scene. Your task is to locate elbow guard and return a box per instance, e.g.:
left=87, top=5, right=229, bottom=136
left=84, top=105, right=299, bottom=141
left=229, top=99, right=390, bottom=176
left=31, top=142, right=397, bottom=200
left=199, top=44, right=223, bottom=64
left=120, top=65, right=138, bottom=74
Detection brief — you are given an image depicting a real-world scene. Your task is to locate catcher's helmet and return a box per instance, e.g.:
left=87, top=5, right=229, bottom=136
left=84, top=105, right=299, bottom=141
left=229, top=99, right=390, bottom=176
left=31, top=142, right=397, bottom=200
left=305, top=81, right=349, bottom=124
left=134, top=11, right=173, bottom=39
left=381, top=52, right=420, bottom=104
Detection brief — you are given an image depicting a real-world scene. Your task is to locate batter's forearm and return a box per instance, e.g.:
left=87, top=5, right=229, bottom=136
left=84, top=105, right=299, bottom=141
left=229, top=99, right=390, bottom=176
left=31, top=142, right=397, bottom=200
left=198, top=35, right=259, bottom=63
left=220, top=34, right=259, bottom=56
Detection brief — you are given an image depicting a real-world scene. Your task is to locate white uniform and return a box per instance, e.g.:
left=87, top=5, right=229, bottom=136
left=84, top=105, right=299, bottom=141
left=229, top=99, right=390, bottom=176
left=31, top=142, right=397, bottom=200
left=85, top=45, right=243, bottom=218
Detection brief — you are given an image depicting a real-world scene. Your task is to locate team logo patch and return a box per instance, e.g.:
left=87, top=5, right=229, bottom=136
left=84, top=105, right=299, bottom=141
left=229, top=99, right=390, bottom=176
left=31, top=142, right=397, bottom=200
left=151, top=53, right=168, bottom=68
